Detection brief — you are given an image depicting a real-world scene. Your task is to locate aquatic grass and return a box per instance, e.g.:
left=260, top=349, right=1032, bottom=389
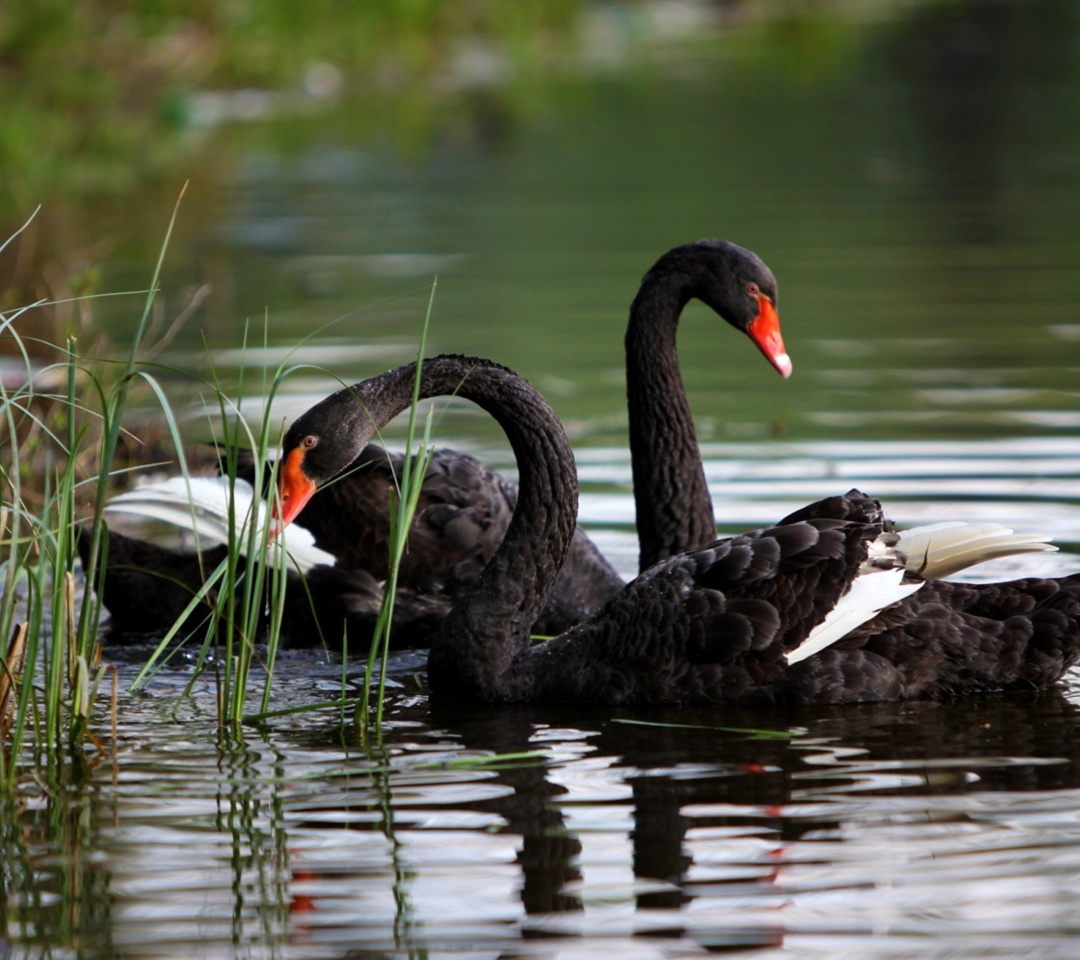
left=0, top=196, right=183, bottom=784
left=0, top=336, right=127, bottom=783
left=1, top=192, right=452, bottom=759
left=177, top=327, right=292, bottom=725
left=0, top=624, right=27, bottom=738
left=411, top=750, right=550, bottom=771
left=124, top=333, right=303, bottom=726
left=358, top=280, right=440, bottom=734
left=76, top=187, right=187, bottom=642
left=211, top=278, right=448, bottom=733
left=119, top=280, right=449, bottom=730
left=610, top=718, right=802, bottom=740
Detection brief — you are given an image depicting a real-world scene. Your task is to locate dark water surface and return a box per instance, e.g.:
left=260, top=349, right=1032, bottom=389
left=6, top=1, right=1080, bottom=957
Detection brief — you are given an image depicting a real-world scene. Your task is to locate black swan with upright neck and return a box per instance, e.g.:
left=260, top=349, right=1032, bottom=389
left=277, top=353, right=1080, bottom=705
left=624, top=240, right=789, bottom=570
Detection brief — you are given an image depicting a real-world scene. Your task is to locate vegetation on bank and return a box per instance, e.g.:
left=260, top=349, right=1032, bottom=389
left=0, top=0, right=595, bottom=348
left=0, top=0, right=885, bottom=212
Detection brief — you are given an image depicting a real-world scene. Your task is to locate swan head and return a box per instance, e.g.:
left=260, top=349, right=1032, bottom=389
left=641, top=239, right=793, bottom=379
left=697, top=240, right=791, bottom=380
left=275, top=384, right=379, bottom=528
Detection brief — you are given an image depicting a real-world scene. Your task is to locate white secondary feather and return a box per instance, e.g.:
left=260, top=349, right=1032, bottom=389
left=104, top=476, right=336, bottom=573
left=786, top=569, right=925, bottom=665
left=897, top=521, right=1055, bottom=580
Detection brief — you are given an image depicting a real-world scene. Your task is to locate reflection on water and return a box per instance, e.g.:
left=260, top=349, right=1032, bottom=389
left=8, top=668, right=1080, bottom=958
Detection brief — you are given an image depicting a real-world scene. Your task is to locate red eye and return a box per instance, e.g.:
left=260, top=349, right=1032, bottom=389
left=747, top=282, right=760, bottom=297
left=302, top=435, right=318, bottom=449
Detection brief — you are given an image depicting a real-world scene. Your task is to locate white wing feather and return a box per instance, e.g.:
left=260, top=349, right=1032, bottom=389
left=104, top=476, right=336, bottom=573
left=786, top=569, right=924, bottom=665
left=787, top=518, right=1056, bottom=664
left=897, top=521, right=1055, bottom=580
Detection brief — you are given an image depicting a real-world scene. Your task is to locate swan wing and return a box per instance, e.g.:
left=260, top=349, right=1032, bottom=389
left=105, top=477, right=253, bottom=545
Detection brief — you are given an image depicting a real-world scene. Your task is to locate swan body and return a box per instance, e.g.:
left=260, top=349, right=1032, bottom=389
left=277, top=354, right=1080, bottom=705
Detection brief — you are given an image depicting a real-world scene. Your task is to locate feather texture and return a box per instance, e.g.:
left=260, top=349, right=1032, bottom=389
left=897, top=521, right=1056, bottom=580
left=278, top=355, right=1080, bottom=705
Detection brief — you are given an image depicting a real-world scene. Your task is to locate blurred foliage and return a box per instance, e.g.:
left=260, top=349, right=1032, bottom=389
left=0, top=0, right=585, bottom=333
left=0, top=0, right=584, bottom=211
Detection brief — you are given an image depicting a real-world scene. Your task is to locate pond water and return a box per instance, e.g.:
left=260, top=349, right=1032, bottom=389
left=5, top=1, right=1080, bottom=957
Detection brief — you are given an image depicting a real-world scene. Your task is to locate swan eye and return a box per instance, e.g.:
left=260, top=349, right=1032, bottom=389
left=746, top=282, right=760, bottom=297
left=302, top=435, right=318, bottom=450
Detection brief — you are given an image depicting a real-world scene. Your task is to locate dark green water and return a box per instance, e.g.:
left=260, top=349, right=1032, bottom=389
left=5, top=2, right=1080, bottom=957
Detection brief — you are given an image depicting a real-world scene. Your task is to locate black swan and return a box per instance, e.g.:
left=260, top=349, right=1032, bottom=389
left=623, top=240, right=790, bottom=570
left=92, top=239, right=792, bottom=642
left=238, top=441, right=621, bottom=637
left=277, top=353, right=1080, bottom=705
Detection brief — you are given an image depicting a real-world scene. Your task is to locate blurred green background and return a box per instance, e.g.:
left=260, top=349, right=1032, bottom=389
left=2, top=0, right=1078, bottom=450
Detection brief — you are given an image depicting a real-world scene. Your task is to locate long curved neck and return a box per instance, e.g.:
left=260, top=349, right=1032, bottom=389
left=341, top=356, right=578, bottom=698
left=626, top=277, right=714, bottom=573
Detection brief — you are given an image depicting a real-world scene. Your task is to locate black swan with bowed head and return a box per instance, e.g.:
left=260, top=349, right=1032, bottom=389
left=278, top=353, right=1080, bottom=705
left=243, top=440, right=621, bottom=638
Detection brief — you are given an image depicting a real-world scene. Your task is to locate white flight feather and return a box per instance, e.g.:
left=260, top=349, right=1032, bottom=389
left=104, top=476, right=336, bottom=573
left=787, top=520, right=1057, bottom=664
left=895, top=521, right=1055, bottom=580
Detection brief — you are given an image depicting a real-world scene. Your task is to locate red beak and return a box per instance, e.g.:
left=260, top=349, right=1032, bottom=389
left=746, top=295, right=792, bottom=379
left=273, top=446, right=317, bottom=535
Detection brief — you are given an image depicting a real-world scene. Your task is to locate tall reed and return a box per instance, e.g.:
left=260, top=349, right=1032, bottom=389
left=358, top=281, right=440, bottom=734
left=125, top=326, right=302, bottom=725
left=0, top=193, right=185, bottom=784
left=2, top=194, right=449, bottom=763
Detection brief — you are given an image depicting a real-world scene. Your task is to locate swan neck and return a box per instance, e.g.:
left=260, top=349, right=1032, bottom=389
left=347, top=357, right=578, bottom=699
left=626, top=282, right=715, bottom=572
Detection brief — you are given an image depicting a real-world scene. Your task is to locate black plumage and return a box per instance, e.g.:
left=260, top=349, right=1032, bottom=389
left=279, top=353, right=1080, bottom=705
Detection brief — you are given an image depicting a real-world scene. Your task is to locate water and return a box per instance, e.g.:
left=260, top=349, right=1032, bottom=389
left=6, top=2, right=1080, bottom=957
left=9, top=666, right=1080, bottom=958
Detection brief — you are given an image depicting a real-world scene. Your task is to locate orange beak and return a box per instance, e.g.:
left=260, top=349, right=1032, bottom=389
left=272, top=445, right=317, bottom=535
left=746, top=295, right=792, bottom=379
